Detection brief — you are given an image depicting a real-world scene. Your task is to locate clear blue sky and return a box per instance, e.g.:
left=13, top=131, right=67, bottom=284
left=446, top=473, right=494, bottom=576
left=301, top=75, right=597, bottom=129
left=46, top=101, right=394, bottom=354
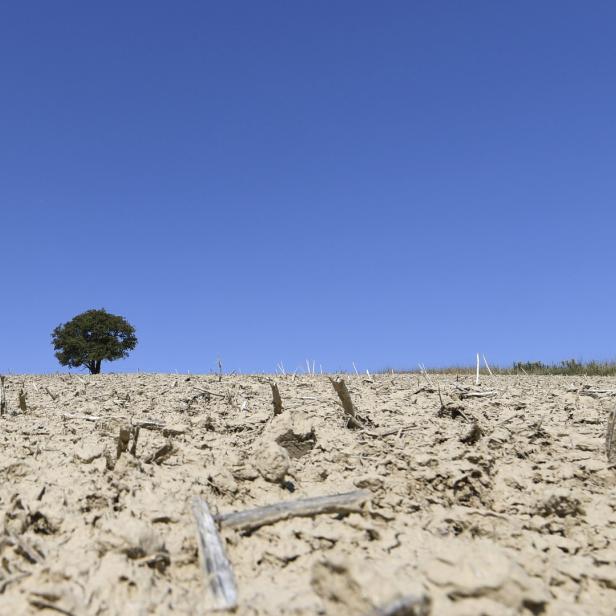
left=1, top=2, right=615, bottom=374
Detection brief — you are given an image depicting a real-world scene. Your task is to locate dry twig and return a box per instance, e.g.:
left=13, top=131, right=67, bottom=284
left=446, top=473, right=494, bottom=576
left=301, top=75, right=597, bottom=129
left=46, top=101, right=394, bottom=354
left=458, top=389, right=498, bottom=400
left=216, top=489, right=372, bottom=532
left=581, top=388, right=616, bottom=398
left=191, top=497, right=238, bottom=611
left=193, top=387, right=228, bottom=399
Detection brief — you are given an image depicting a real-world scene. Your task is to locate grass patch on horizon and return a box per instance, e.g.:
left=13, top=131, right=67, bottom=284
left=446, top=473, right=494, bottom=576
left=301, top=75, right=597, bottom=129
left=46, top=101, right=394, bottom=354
left=383, top=359, right=616, bottom=376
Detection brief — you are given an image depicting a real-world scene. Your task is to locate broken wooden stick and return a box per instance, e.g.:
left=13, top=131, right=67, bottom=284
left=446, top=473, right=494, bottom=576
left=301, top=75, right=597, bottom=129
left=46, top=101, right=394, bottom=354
left=270, top=382, right=283, bottom=416
left=216, top=489, right=372, bottom=532
left=61, top=413, right=166, bottom=432
left=329, top=377, right=364, bottom=428
left=191, top=496, right=238, bottom=611
left=457, top=389, right=498, bottom=399
left=417, top=363, right=434, bottom=387
left=62, top=413, right=101, bottom=422
left=193, top=387, right=228, bottom=399
left=137, top=419, right=167, bottom=430
left=482, top=354, right=494, bottom=377
left=581, top=388, right=616, bottom=398
left=362, top=425, right=414, bottom=439
left=475, top=353, right=480, bottom=386
left=606, top=408, right=616, bottom=464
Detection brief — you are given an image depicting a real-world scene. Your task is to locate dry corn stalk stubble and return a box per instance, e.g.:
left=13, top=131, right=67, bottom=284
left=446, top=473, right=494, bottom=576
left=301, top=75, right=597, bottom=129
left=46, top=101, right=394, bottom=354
left=329, top=377, right=365, bottom=429
left=606, top=407, right=616, bottom=465
left=18, top=388, right=27, bottom=412
left=270, top=381, right=283, bottom=416
left=0, top=375, right=6, bottom=416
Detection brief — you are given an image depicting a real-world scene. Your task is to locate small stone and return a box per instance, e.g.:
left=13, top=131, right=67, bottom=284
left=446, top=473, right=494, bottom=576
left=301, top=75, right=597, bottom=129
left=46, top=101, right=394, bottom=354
left=74, top=443, right=106, bottom=464
left=353, top=475, right=384, bottom=491
left=162, top=423, right=187, bottom=437
left=535, top=488, right=584, bottom=518
left=113, top=453, right=143, bottom=476
left=413, top=454, right=437, bottom=467
left=311, top=557, right=372, bottom=614
left=488, top=427, right=510, bottom=446
left=580, top=459, right=605, bottom=473
left=254, top=441, right=290, bottom=483
left=192, top=416, right=217, bottom=430
left=231, top=464, right=259, bottom=481
left=422, top=539, right=549, bottom=611
left=591, top=548, right=616, bottom=566
left=590, top=564, right=616, bottom=589
left=424, top=542, right=510, bottom=596
left=555, top=555, right=593, bottom=582
left=207, top=466, right=238, bottom=494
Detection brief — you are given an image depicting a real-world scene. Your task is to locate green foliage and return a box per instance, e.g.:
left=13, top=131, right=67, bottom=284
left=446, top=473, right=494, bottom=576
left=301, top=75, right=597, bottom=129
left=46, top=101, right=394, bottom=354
left=512, top=361, right=547, bottom=374
left=385, top=358, right=616, bottom=376
left=513, top=359, right=616, bottom=375
left=51, top=309, right=137, bottom=374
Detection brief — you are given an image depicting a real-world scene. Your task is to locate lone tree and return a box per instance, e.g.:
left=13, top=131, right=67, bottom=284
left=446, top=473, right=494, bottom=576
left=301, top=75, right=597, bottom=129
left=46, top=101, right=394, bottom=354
left=52, top=309, right=137, bottom=374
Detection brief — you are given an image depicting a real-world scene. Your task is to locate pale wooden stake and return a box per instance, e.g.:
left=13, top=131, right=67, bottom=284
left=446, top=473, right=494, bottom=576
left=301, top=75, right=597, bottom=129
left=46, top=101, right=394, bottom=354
left=216, top=490, right=372, bottom=532
left=458, top=389, right=498, bottom=400
left=417, top=363, right=434, bottom=387
left=475, top=353, right=480, bottom=386
left=482, top=354, right=494, bottom=376
left=191, top=497, right=238, bottom=611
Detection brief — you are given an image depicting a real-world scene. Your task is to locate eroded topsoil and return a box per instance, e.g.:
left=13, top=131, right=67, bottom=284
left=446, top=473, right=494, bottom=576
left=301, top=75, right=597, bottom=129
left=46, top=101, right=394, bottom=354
left=1, top=373, right=616, bottom=615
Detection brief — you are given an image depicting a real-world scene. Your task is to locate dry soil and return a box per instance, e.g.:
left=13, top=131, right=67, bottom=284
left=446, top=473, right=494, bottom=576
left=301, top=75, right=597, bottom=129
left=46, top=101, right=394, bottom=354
left=1, top=373, right=616, bottom=615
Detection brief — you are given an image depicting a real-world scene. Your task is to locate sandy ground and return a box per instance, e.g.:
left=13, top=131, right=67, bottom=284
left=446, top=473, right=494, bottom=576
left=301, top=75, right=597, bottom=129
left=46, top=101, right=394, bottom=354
left=1, top=372, right=616, bottom=615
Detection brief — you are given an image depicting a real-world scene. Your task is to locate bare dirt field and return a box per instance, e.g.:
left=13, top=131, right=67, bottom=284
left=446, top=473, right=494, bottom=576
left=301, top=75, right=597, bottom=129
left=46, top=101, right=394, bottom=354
left=1, top=373, right=616, bottom=615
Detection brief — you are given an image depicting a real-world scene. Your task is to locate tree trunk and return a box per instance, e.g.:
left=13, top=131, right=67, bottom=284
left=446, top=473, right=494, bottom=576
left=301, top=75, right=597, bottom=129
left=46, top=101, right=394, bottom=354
left=86, top=361, right=101, bottom=374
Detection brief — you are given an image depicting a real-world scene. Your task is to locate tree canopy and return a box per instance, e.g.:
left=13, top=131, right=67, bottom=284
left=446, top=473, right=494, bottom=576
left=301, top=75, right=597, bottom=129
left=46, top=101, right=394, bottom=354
left=51, top=309, right=137, bottom=374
